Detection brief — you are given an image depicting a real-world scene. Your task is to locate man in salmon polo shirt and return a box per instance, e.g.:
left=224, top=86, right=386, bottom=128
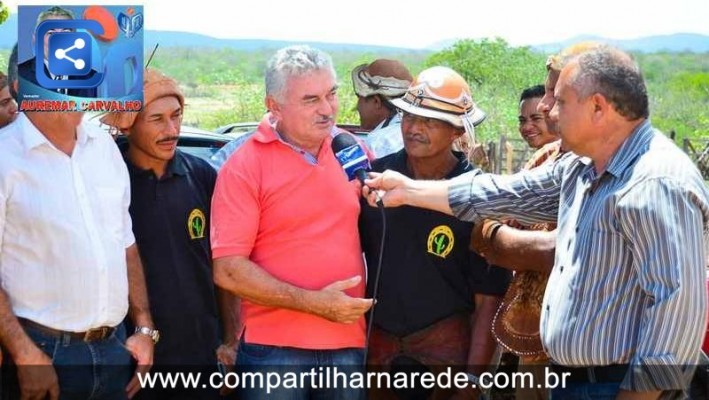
left=211, top=45, right=373, bottom=400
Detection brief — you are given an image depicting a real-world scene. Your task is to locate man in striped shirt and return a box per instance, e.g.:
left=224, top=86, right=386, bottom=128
left=363, top=46, right=709, bottom=399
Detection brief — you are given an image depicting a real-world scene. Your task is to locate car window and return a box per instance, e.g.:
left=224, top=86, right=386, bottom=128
left=178, top=137, right=228, bottom=160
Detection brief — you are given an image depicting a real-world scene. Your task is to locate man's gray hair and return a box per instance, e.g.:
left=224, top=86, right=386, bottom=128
left=265, top=45, right=336, bottom=101
left=36, top=6, right=74, bottom=26
left=570, top=46, right=649, bottom=120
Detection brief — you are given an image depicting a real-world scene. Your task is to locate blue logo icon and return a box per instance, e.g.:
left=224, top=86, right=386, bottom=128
left=35, top=19, right=105, bottom=90
left=334, top=144, right=370, bottom=181
left=48, top=32, right=92, bottom=77
left=118, top=11, right=143, bottom=38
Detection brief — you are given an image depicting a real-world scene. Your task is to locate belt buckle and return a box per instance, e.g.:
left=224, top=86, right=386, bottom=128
left=83, top=327, right=108, bottom=342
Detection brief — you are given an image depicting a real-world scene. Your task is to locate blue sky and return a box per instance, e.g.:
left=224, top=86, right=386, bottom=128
left=5, top=0, right=709, bottom=49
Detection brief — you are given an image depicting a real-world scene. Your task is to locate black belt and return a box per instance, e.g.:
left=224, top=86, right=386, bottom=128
left=551, top=364, right=629, bottom=383
left=18, top=318, right=116, bottom=342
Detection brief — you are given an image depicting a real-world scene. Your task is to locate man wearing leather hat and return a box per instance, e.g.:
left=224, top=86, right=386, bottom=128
left=360, top=66, right=508, bottom=400
left=352, top=59, right=412, bottom=158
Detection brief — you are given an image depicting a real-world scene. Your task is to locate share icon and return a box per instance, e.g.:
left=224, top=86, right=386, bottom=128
left=48, top=31, right=93, bottom=77
left=54, top=38, right=86, bottom=70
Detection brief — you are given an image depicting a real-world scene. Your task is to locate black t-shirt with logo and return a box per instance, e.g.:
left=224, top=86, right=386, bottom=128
left=359, top=150, right=511, bottom=337
left=124, top=148, right=220, bottom=365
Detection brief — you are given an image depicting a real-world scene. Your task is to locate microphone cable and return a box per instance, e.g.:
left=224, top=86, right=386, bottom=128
left=363, top=194, right=386, bottom=367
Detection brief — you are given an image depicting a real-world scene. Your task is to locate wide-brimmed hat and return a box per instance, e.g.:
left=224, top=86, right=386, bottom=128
left=351, top=59, right=413, bottom=98
left=100, top=68, right=184, bottom=131
left=390, top=66, right=486, bottom=130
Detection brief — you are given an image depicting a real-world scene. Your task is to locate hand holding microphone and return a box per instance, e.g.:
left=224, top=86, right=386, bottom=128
left=362, top=170, right=413, bottom=208
left=331, top=132, right=383, bottom=207
left=330, top=132, right=414, bottom=208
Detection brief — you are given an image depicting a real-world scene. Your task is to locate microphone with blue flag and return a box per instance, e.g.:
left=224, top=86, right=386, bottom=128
left=331, top=132, right=371, bottom=183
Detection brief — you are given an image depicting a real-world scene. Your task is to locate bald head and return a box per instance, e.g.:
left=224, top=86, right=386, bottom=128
left=566, top=46, right=648, bottom=121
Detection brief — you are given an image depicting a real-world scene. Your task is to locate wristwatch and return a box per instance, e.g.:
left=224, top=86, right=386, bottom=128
left=466, top=373, right=481, bottom=386
left=135, top=326, right=160, bottom=344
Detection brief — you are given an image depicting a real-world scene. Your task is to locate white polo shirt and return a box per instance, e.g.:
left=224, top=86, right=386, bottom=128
left=0, top=113, right=134, bottom=332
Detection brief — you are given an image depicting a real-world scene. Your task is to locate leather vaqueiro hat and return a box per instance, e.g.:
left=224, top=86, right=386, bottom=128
left=351, top=59, right=413, bottom=98
left=100, top=68, right=184, bottom=131
left=390, top=66, right=486, bottom=131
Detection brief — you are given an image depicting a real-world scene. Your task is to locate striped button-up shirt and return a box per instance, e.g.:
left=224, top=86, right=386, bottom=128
left=449, top=120, right=709, bottom=396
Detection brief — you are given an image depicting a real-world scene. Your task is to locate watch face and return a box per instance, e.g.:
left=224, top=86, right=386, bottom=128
left=136, top=327, right=159, bottom=344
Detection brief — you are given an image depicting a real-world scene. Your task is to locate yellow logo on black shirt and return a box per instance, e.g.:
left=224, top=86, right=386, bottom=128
left=188, top=209, right=206, bottom=239
left=427, top=225, right=454, bottom=259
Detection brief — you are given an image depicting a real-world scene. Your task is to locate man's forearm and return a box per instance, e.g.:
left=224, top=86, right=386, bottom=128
left=214, top=255, right=371, bottom=325
left=467, top=294, right=502, bottom=376
left=405, top=179, right=453, bottom=215
left=213, top=256, right=318, bottom=314
left=216, top=288, right=240, bottom=346
left=0, top=288, right=40, bottom=363
left=126, top=244, right=153, bottom=328
left=491, top=226, right=556, bottom=272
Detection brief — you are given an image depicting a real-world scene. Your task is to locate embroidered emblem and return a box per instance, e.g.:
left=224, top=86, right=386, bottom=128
left=187, top=209, right=206, bottom=239
left=427, top=225, right=454, bottom=259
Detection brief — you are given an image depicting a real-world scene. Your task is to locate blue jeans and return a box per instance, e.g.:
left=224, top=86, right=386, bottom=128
left=236, top=342, right=365, bottom=400
left=2, top=323, right=132, bottom=400
left=551, top=381, right=622, bottom=400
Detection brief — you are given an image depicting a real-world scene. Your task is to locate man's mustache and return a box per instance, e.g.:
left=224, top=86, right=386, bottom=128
left=316, top=116, right=334, bottom=123
left=405, top=134, right=428, bottom=144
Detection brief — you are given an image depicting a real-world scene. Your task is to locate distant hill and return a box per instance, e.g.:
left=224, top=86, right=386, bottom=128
left=427, top=34, right=709, bottom=53
left=531, top=33, right=709, bottom=53
left=0, top=13, right=424, bottom=54
left=142, top=31, right=424, bottom=54
left=1, top=12, right=708, bottom=53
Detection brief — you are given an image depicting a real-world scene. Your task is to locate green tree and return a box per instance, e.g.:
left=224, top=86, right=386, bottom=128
left=142, top=43, right=708, bottom=143
left=425, top=38, right=547, bottom=141
left=0, top=2, right=8, bottom=26
left=636, top=53, right=709, bottom=142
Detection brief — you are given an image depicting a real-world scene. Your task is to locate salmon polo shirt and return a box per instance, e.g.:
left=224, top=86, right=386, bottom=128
left=211, top=116, right=366, bottom=349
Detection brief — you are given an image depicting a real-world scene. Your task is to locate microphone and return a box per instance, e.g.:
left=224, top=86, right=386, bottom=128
left=331, top=132, right=384, bottom=210
left=331, top=132, right=371, bottom=184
